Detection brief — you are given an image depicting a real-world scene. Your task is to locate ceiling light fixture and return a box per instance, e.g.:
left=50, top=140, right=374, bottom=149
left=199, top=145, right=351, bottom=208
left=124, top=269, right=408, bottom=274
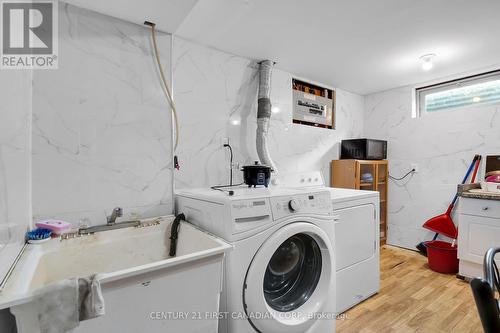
left=271, top=106, right=280, bottom=114
left=420, top=54, right=436, bottom=71
left=473, top=96, right=481, bottom=103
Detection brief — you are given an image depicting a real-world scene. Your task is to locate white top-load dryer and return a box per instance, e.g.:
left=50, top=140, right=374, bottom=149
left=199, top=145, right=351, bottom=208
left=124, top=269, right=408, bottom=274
left=175, top=186, right=336, bottom=333
left=280, top=171, right=380, bottom=313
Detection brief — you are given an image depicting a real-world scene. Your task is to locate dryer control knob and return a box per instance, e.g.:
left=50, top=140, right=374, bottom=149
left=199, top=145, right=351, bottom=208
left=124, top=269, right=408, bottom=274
left=288, top=199, right=300, bottom=212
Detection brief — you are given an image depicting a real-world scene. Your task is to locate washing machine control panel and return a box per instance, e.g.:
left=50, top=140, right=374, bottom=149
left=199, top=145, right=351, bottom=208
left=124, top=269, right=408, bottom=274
left=271, top=191, right=333, bottom=220
left=288, top=199, right=300, bottom=212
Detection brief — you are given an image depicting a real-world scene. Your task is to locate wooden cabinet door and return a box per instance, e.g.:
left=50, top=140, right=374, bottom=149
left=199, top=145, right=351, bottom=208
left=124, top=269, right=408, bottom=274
left=357, top=161, right=376, bottom=191
left=332, top=160, right=357, bottom=188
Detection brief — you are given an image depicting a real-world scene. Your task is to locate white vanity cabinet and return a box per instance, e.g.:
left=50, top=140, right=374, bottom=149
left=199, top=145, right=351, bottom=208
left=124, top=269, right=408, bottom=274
left=458, top=197, right=500, bottom=279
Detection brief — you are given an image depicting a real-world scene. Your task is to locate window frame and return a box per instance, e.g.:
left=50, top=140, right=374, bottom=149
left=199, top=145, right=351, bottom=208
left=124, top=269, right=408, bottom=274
left=414, top=69, right=500, bottom=117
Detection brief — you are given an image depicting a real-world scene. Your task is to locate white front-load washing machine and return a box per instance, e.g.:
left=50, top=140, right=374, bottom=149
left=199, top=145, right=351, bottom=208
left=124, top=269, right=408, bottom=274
left=175, top=186, right=336, bottom=333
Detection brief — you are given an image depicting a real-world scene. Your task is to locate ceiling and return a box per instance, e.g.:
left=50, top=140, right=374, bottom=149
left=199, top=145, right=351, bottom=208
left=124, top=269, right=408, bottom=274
left=175, top=0, right=500, bottom=95
left=67, top=0, right=500, bottom=95
left=64, top=0, right=199, bottom=34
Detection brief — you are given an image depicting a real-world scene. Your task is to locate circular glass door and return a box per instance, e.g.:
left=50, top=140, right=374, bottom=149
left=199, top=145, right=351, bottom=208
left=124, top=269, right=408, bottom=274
left=263, top=234, right=322, bottom=312
left=243, top=222, right=333, bottom=333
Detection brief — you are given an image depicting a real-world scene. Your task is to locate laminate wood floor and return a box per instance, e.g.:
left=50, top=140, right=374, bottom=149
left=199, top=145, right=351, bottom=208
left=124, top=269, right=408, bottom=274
left=336, top=245, right=482, bottom=333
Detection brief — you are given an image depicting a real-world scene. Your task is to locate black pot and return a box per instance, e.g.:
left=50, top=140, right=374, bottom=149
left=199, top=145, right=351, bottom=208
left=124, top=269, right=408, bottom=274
left=241, top=161, right=272, bottom=187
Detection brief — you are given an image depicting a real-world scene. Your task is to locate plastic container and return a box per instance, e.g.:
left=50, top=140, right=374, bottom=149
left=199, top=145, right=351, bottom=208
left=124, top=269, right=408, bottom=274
left=485, top=170, right=500, bottom=183
left=425, top=240, right=459, bottom=274
left=480, top=181, right=500, bottom=193
left=485, top=174, right=500, bottom=183
left=361, top=173, right=374, bottom=182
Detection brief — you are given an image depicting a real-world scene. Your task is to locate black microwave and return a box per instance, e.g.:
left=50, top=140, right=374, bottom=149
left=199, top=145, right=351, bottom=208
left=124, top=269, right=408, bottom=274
left=340, top=139, right=387, bottom=160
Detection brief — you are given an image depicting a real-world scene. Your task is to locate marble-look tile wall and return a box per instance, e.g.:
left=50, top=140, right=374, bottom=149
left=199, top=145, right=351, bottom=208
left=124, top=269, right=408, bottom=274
left=0, top=70, right=31, bottom=283
left=365, top=86, right=500, bottom=249
left=1, top=3, right=365, bottom=238
left=172, top=37, right=365, bottom=189
left=31, top=3, right=174, bottom=226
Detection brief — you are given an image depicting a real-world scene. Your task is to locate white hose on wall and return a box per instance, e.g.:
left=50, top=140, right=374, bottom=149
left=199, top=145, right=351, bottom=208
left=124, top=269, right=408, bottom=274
left=146, top=22, right=180, bottom=152
left=256, top=60, right=278, bottom=175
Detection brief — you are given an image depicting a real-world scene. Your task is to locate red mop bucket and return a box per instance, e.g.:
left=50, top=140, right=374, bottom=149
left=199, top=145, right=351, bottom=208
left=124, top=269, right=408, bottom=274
left=422, top=208, right=459, bottom=274
left=425, top=240, right=458, bottom=274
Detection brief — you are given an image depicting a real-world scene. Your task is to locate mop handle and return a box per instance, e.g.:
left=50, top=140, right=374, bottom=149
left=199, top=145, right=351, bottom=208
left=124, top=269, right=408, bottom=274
left=450, top=155, right=479, bottom=208
left=471, top=155, right=481, bottom=183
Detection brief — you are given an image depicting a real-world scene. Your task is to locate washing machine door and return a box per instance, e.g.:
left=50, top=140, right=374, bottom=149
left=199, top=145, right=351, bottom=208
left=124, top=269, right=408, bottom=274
left=243, top=222, right=334, bottom=333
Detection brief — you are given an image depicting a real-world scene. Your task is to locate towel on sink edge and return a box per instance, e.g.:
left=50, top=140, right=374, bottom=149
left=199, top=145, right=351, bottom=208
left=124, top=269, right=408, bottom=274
left=78, top=274, right=105, bottom=321
left=36, top=278, right=79, bottom=333
left=30, top=274, right=105, bottom=333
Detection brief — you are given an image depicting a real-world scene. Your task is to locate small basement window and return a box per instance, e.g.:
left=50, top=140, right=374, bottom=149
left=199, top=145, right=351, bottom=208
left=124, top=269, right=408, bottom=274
left=416, top=70, right=500, bottom=115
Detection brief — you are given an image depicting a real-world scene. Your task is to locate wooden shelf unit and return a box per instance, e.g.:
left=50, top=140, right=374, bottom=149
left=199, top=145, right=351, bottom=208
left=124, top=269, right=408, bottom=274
left=331, top=159, right=389, bottom=245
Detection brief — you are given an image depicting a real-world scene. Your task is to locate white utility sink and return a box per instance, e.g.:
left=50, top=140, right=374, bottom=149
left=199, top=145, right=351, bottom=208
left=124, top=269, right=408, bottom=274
left=0, top=216, right=231, bottom=333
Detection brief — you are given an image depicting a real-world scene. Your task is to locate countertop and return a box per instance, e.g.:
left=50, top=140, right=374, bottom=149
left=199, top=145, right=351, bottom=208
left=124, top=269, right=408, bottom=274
left=458, top=183, right=500, bottom=201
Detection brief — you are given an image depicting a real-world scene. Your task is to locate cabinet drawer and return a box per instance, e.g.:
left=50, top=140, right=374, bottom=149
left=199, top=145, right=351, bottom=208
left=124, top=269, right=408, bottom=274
left=460, top=197, right=500, bottom=219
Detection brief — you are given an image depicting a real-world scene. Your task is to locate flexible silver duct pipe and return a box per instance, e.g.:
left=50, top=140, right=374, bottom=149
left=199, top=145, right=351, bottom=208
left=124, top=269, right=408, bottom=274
left=256, top=60, right=278, bottom=175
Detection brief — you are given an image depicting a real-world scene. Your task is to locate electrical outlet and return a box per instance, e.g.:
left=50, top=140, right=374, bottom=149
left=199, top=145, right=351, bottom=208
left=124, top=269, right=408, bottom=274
left=411, top=163, right=419, bottom=173
left=221, top=137, right=229, bottom=146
